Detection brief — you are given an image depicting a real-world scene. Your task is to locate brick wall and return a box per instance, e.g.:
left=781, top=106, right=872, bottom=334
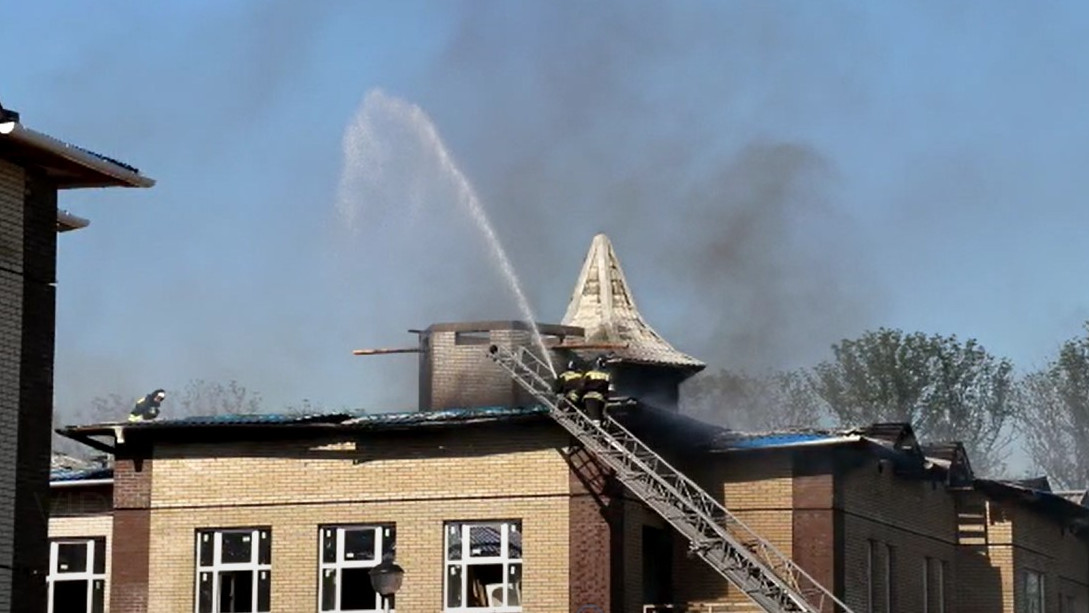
left=1008, top=500, right=1088, bottom=613
left=111, top=457, right=152, bottom=613
left=0, top=158, right=25, bottom=612
left=565, top=445, right=619, bottom=612
left=839, top=456, right=959, bottom=613
left=137, top=425, right=577, bottom=611
left=666, top=452, right=796, bottom=611
left=14, top=171, right=56, bottom=613
left=0, top=160, right=58, bottom=613
left=421, top=322, right=581, bottom=411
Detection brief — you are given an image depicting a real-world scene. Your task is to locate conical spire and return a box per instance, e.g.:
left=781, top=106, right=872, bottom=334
left=562, top=234, right=704, bottom=371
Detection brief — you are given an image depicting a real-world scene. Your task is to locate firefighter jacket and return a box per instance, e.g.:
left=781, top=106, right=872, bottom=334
left=129, top=394, right=162, bottom=422
left=553, top=370, right=585, bottom=402
left=582, top=368, right=611, bottom=402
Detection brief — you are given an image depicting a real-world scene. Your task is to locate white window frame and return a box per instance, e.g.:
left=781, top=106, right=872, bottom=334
left=444, top=521, right=523, bottom=612
left=48, top=537, right=107, bottom=613
left=318, top=525, right=396, bottom=613
left=194, top=528, right=271, bottom=613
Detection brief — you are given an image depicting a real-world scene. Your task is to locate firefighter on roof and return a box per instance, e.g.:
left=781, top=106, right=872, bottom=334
left=581, top=355, right=612, bottom=425
left=554, top=359, right=584, bottom=408
left=128, top=389, right=166, bottom=422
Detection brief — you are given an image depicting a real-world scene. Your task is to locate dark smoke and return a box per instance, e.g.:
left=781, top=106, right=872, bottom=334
left=45, top=1, right=883, bottom=426
left=413, top=1, right=878, bottom=372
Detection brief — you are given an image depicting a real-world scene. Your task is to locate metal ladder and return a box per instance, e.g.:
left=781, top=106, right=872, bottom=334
left=487, top=345, right=852, bottom=613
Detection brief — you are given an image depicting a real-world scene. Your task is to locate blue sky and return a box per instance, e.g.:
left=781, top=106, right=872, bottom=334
left=6, top=1, right=1089, bottom=420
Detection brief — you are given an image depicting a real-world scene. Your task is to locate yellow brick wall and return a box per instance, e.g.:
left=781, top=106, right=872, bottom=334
left=146, top=427, right=573, bottom=612
left=668, top=453, right=795, bottom=612
left=840, top=460, right=957, bottom=613
left=48, top=514, right=112, bottom=612
left=1007, top=502, right=1089, bottom=613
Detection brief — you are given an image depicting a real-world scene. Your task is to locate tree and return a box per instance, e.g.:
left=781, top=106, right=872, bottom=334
left=810, top=328, right=1017, bottom=475
left=683, top=368, right=826, bottom=431
left=1018, top=324, right=1089, bottom=489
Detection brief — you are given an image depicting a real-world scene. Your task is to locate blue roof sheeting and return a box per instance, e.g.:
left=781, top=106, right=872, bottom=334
left=709, top=430, right=852, bottom=451
left=343, top=405, right=549, bottom=428
left=725, top=433, right=838, bottom=449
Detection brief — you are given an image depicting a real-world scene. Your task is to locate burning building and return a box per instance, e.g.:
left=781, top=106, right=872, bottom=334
left=51, top=234, right=1089, bottom=613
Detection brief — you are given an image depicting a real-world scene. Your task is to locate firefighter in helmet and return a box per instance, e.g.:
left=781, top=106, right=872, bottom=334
left=581, top=355, right=612, bottom=425
left=554, top=359, right=585, bottom=408
left=128, top=389, right=166, bottom=422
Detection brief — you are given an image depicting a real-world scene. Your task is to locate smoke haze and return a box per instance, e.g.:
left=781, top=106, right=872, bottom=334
left=10, top=2, right=1088, bottom=426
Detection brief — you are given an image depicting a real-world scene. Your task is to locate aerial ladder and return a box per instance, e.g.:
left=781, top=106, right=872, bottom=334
left=487, top=345, right=853, bottom=613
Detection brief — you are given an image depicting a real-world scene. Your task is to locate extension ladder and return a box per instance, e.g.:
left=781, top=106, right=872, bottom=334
left=487, top=345, right=852, bottom=613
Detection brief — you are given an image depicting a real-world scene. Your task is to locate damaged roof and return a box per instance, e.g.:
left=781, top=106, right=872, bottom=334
left=561, top=233, right=705, bottom=371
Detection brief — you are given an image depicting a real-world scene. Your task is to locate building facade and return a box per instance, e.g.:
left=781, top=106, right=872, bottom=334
left=1, top=106, right=152, bottom=612
left=56, top=406, right=1089, bottom=613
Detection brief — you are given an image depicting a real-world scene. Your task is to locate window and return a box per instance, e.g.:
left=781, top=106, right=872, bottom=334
left=319, top=525, right=396, bottom=612
left=195, top=528, right=271, bottom=613
left=48, top=537, right=106, bottom=613
left=937, top=560, right=947, bottom=613
left=884, top=544, right=895, bottom=613
left=923, top=557, right=930, bottom=613
left=445, top=521, right=522, bottom=611
left=866, top=540, right=876, bottom=613
left=1022, top=570, right=1044, bottom=613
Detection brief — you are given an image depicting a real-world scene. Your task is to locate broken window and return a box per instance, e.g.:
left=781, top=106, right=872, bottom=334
left=444, top=521, right=522, bottom=611
left=48, top=537, right=106, bottom=613
left=1021, top=570, right=1044, bottom=613
left=319, top=525, right=396, bottom=612
left=454, top=331, right=491, bottom=345
left=195, top=528, right=271, bottom=613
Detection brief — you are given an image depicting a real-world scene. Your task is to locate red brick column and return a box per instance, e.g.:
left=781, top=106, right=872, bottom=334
left=567, top=446, right=617, bottom=612
left=111, top=455, right=152, bottom=613
left=792, top=459, right=841, bottom=613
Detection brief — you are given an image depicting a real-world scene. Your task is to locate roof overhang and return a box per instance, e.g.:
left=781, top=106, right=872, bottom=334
left=57, top=209, right=90, bottom=232
left=0, top=121, right=154, bottom=189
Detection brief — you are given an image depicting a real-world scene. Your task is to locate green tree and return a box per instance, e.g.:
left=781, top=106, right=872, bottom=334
left=810, top=328, right=1016, bottom=475
left=1018, top=324, right=1089, bottom=489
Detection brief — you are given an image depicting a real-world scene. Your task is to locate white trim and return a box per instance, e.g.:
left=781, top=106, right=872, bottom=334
left=194, top=528, right=271, bottom=613
left=0, top=121, right=154, bottom=187
left=317, top=524, right=394, bottom=613
left=47, top=537, right=106, bottom=613
left=443, top=521, right=523, bottom=613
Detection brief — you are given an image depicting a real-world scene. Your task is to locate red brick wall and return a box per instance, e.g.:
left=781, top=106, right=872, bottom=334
left=792, top=468, right=838, bottom=613
left=111, top=456, right=152, bottom=613
left=567, top=445, right=617, bottom=612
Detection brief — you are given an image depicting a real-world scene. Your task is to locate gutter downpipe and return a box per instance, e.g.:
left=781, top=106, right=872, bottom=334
left=49, top=478, right=113, bottom=489
left=0, top=121, right=155, bottom=188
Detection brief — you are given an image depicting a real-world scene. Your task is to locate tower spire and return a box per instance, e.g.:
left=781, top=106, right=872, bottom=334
left=562, top=234, right=704, bottom=371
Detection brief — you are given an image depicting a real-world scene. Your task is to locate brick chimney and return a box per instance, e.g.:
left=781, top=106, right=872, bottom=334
left=417, top=321, right=584, bottom=411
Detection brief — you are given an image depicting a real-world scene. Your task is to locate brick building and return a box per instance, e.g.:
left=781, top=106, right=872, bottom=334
left=0, top=103, right=152, bottom=612
left=51, top=233, right=1089, bottom=612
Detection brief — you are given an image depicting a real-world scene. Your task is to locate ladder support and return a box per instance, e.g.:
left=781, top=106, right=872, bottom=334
left=486, top=345, right=853, bottom=613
